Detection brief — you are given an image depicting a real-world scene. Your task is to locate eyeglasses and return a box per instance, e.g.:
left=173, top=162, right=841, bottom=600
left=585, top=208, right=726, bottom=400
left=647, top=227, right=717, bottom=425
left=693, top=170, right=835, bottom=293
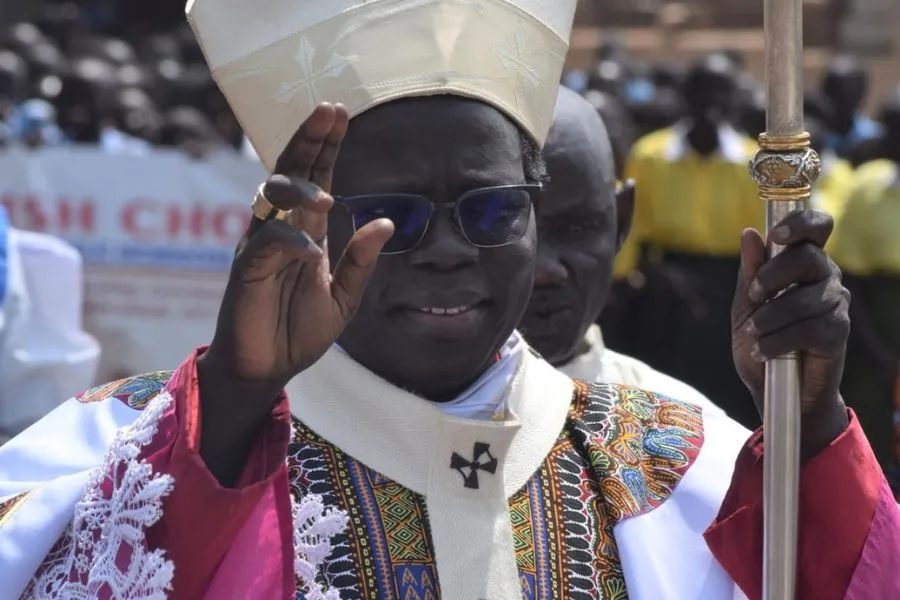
left=333, top=184, right=540, bottom=255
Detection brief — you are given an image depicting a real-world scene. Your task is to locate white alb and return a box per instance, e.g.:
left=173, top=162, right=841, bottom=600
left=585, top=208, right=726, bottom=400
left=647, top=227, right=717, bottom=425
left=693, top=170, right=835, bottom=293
left=23, top=392, right=175, bottom=600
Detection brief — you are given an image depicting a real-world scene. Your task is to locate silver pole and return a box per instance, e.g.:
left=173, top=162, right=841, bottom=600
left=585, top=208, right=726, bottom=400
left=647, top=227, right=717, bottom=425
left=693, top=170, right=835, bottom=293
left=749, top=0, right=822, bottom=598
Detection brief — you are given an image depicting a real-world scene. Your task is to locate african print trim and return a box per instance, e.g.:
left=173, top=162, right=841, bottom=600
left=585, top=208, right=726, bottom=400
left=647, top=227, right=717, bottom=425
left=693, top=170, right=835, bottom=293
left=288, top=380, right=703, bottom=598
left=76, top=371, right=172, bottom=410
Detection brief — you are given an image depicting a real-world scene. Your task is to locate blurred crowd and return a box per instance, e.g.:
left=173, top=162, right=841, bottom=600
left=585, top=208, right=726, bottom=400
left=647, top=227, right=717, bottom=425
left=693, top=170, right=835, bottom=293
left=0, top=1, right=248, bottom=157
left=0, top=6, right=890, bottom=164
left=1, top=6, right=898, bottom=480
left=562, top=42, right=889, bottom=166
left=566, top=42, right=900, bottom=485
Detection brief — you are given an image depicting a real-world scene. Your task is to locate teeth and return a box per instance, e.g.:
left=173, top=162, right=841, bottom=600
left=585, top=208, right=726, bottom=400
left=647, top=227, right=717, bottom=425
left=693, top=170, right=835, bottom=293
left=418, top=305, right=473, bottom=315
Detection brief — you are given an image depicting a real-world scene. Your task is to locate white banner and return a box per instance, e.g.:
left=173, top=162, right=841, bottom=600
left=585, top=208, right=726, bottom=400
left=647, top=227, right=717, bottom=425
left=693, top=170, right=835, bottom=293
left=0, top=146, right=267, bottom=383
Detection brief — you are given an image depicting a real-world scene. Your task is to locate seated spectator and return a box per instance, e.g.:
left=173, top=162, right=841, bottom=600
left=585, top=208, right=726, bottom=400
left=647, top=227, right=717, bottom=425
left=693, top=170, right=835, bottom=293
left=0, top=208, right=100, bottom=442
left=6, top=98, right=66, bottom=147
left=97, top=87, right=157, bottom=154
left=159, top=105, right=230, bottom=158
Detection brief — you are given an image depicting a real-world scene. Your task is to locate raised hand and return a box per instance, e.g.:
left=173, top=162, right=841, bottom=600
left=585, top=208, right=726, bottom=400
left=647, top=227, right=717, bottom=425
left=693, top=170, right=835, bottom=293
left=197, top=103, right=393, bottom=483
left=732, top=209, right=851, bottom=457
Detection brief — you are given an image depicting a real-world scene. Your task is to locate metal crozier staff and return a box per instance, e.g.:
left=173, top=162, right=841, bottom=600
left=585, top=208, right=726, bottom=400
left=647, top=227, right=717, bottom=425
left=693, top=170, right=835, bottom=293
left=749, top=0, right=822, bottom=597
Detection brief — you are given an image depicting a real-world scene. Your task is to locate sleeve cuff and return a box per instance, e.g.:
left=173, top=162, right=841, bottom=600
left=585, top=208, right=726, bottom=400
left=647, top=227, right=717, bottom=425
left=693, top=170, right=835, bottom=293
left=177, top=347, right=293, bottom=490
left=150, top=348, right=293, bottom=598
left=704, top=410, right=883, bottom=600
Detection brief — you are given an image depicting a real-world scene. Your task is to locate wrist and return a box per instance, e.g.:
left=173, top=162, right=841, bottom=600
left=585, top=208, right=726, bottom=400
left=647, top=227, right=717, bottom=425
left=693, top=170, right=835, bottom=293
left=196, top=348, right=286, bottom=414
left=195, top=350, right=287, bottom=487
left=800, top=393, right=849, bottom=461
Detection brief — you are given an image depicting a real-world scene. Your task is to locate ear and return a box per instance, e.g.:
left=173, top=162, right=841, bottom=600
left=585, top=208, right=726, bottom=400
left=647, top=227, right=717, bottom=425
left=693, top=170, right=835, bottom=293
left=614, top=179, right=635, bottom=252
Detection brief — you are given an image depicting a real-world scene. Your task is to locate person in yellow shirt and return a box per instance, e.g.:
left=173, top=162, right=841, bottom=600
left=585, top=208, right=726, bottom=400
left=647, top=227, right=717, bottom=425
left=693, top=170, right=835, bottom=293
left=829, top=94, right=900, bottom=488
left=615, top=53, right=764, bottom=428
left=807, top=116, right=855, bottom=222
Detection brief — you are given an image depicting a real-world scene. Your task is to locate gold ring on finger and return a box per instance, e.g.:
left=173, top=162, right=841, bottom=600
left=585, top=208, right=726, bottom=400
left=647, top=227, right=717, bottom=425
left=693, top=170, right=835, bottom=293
left=251, top=183, right=293, bottom=221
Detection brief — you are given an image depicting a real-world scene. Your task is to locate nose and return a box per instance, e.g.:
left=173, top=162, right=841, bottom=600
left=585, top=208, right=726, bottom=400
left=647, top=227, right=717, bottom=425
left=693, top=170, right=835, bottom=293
left=533, top=244, right=568, bottom=286
left=407, top=208, right=478, bottom=270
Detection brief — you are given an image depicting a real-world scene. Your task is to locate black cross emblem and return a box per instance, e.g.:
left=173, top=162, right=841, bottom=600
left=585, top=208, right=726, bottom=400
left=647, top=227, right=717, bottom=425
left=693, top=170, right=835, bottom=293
left=450, top=442, right=498, bottom=489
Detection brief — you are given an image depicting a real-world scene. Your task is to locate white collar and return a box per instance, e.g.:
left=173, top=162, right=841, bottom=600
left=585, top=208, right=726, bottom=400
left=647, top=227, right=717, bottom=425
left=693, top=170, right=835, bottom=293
left=330, top=333, right=526, bottom=421
left=664, top=120, right=747, bottom=164
left=286, top=336, right=574, bottom=498
left=437, top=332, right=525, bottom=420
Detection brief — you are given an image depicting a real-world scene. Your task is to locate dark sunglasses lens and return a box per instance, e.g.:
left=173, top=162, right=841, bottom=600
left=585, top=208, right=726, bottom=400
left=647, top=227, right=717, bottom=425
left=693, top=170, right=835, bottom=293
left=345, top=195, right=432, bottom=253
left=457, top=188, right=532, bottom=246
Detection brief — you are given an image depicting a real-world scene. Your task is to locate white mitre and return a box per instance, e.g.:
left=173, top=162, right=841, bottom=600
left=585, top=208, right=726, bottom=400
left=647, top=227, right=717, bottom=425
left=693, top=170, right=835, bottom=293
left=186, top=0, right=578, bottom=171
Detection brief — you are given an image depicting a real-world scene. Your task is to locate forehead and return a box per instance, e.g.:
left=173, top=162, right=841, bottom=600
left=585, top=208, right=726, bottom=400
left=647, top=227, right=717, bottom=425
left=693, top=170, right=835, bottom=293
left=538, top=122, right=612, bottom=218
left=332, top=96, right=526, bottom=195
left=540, top=151, right=605, bottom=218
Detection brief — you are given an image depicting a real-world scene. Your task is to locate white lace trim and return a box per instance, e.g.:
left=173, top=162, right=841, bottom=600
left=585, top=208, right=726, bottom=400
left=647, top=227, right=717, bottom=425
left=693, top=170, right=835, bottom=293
left=24, top=391, right=176, bottom=599
left=23, top=390, right=349, bottom=599
left=292, top=493, right=349, bottom=600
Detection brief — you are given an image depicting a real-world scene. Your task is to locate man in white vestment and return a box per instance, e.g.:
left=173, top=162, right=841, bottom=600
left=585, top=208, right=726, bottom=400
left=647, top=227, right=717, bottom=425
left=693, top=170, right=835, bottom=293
left=0, top=2, right=898, bottom=599
left=522, top=87, right=733, bottom=421
left=0, top=208, right=99, bottom=442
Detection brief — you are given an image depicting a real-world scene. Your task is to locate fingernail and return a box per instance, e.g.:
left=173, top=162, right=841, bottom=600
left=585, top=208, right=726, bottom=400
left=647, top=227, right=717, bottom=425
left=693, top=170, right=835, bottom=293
left=751, top=344, right=765, bottom=362
left=749, top=279, right=764, bottom=302
left=771, top=224, right=790, bottom=242
left=744, top=320, right=757, bottom=335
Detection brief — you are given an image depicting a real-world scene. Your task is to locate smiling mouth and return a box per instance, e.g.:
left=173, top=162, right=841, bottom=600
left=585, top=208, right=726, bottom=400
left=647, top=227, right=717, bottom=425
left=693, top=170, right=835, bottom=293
left=393, top=300, right=491, bottom=339
left=415, top=305, right=477, bottom=316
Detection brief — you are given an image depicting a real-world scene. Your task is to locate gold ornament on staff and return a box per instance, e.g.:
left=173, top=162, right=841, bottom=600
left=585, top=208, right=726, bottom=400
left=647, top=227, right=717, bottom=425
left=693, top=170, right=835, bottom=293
left=747, top=0, right=820, bottom=598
